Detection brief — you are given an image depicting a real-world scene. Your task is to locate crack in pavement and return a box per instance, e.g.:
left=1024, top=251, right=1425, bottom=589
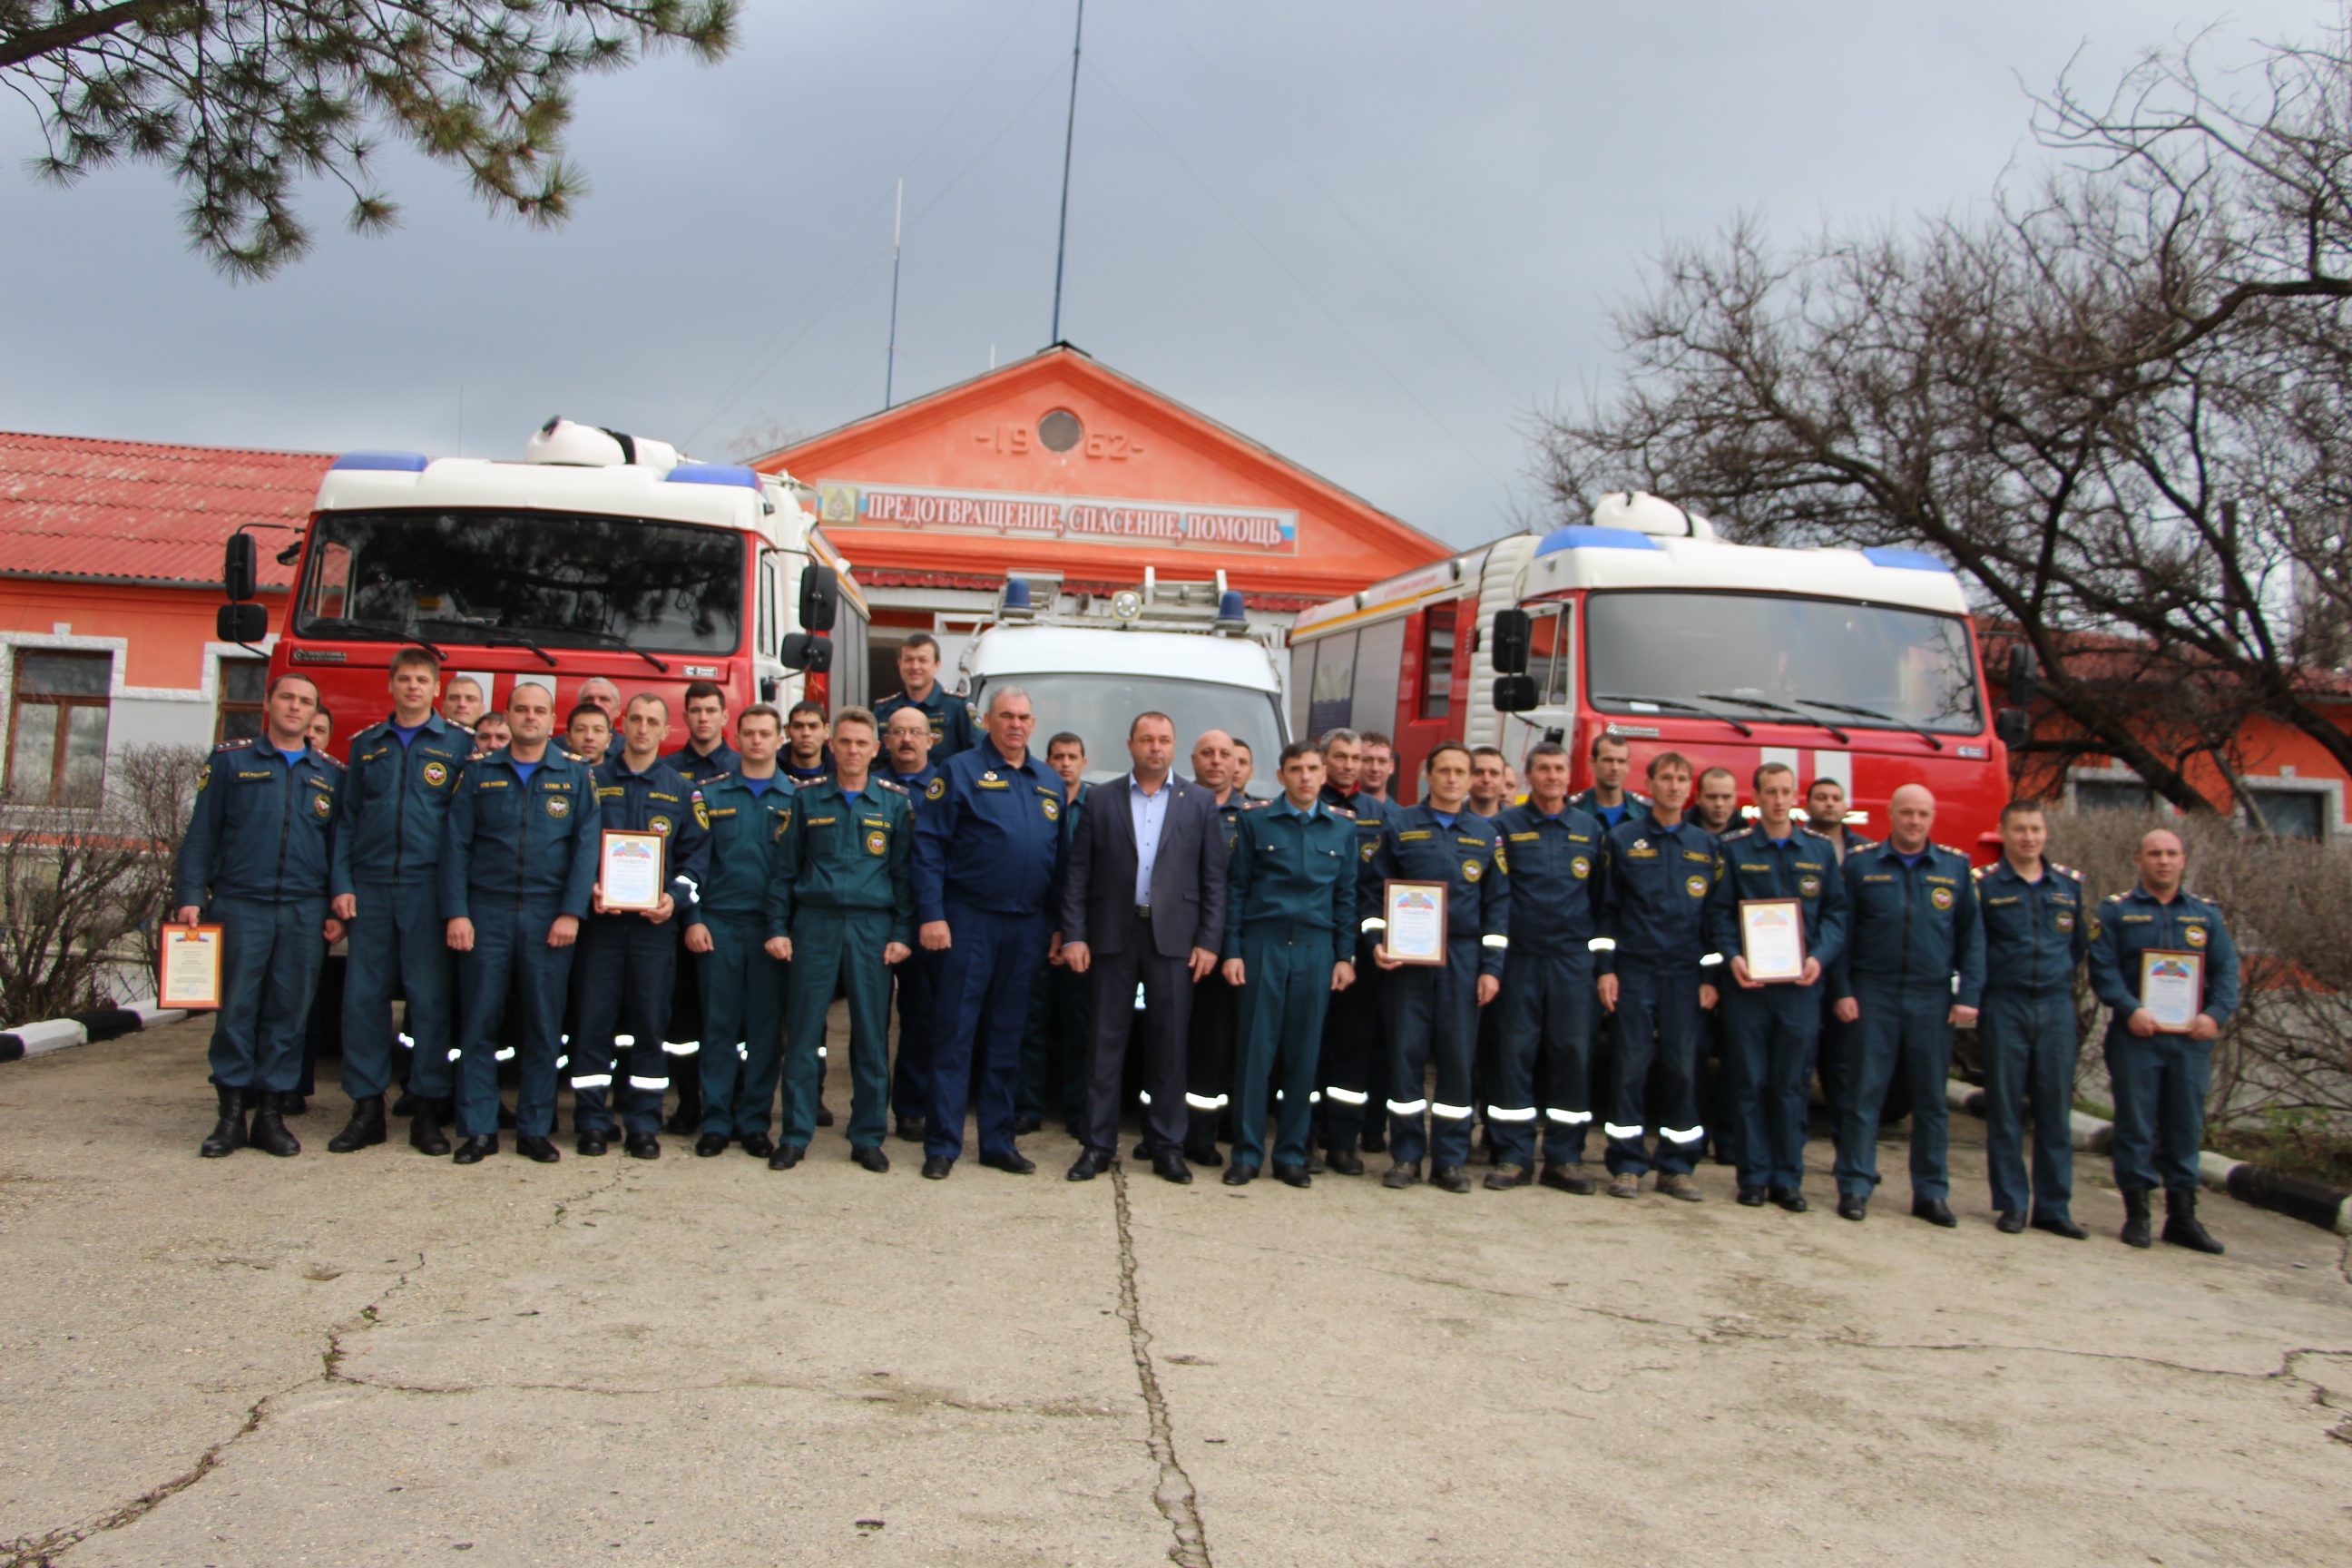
left=1111, top=1164, right=1211, bottom=1568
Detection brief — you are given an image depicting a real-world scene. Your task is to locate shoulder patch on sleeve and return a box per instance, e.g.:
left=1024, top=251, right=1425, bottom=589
left=213, top=737, right=252, bottom=752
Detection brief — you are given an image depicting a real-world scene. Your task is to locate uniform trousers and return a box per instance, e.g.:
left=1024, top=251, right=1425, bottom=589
left=1980, top=987, right=2081, bottom=1218
left=891, top=947, right=938, bottom=1124
left=1832, top=985, right=1955, bottom=1200
left=1383, top=936, right=1482, bottom=1170
left=206, top=894, right=329, bottom=1095
left=1318, top=939, right=1383, bottom=1152
left=1722, top=980, right=1822, bottom=1192
left=694, top=915, right=786, bottom=1138
left=1492, top=947, right=1594, bottom=1169
left=567, top=912, right=678, bottom=1137
left=1185, top=968, right=1239, bottom=1147
left=1018, top=958, right=1089, bottom=1128
left=926, top=902, right=1050, bottom=1162
left=783, top=907, right=897, bottom=1150
left=453, top=897, right=572, bottom=1138
left=1604, top=960, right=1706, bottom=1177
left=1231, top=927, right=1338, bottom=1169
left=2102, top=1029, right=2211, bottom=1194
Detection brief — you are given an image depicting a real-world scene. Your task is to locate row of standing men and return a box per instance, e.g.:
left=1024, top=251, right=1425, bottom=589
left=173, top=639, right=2240, bottom=1252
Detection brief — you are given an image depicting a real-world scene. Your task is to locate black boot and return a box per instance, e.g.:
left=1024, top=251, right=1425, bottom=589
left=2120, top=1188, right=2153, bottom=1249
left=249, top=1100, right=301, bottom=1157
left=667, top=1077, right=703, bottom=1136
left=200, top=1086, right=250, bottom=1158
left=408, top=1095, right=451, bottom=1155
left=328, top=1095, right=387, bottom=1153
left=2161, top=1189, right=2225, bottom=1255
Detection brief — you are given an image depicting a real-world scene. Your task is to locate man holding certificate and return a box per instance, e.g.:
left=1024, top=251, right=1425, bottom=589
left=2087, top=829, right=2241, bottom=1253
left=567, top=694, right=710, bottom=1160
left=1704, top=762, right=1847, bottom=1212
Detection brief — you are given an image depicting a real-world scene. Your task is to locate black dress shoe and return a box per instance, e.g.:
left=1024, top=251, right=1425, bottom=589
left=1837, top=1193, right=1867, bottom=1221
left=408, top=1102, right=451, bottom=1156
left=1995, top=1210, right=2027, bottom=1234
left=200, top=1086, right=250, bottom=1158
left=453, top=1134, right=497, bottom=1164
left=576, top=1130, right=610, bottom=1157
left=740, top=1132, right=776, bottom=1160
left=328, top=1096, right=387, bottom=1152
left=1736, top=1186, right=1768, bottom=1207
left=852, top=1145, right=889, bottom=1173
left=768, top=1143, right=805, bottom=1170
left=249, top=1103, right=301, bottom=1157
left=1912, top=1196, right=1957, bottom=1228
left=1067, top=1149, right=1113, bottom=1181
left=665, top=1104, right=701, bottom=1135
left=1015, top=1115, right=1044, bottom=1135
left=1325, top=1149, right=1365, bottom=1177
left=277, top=1093, right=309, bottom=1116
left=1272, top=1161, right=1312, bottom=1189
left=980, top=1150, right=1036, bottom=1175
left=1221, top=1162, right=1257, bottom=1186
left=1183, top=1138, right=1225, bottom=1169
left=1769, top=1188, right=1809, bottom=1213
left=2031, top=1212, right=2089, bottom=1240
left=1152, top=1149, right=1194, bottom=1185
left=515, top=1134, right=560, bottom=1163
left=895, top=1114, right=926, bottom=1143
left=695, top=1132, right=730, bottom=1158
left=1430, top=1166, right=1473, bottom=1194
left=390, top=1089, right=421, bottom=1118
left=816, top=1102, right=835, bottom=1128
left=921, top=1155, right=954, bottom=1180
left=624, top=1132, right=661, bottom=1160
left=496, top=1102, right=517, bottom=1130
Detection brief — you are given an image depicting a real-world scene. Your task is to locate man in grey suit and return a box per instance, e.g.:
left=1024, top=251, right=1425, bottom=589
left=1060, top=711, right=1229, bottom=1185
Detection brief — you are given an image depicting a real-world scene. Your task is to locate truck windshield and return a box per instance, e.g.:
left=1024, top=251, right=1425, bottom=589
left=1584, top=591, right=1984, bottom=735
left=294, top=508, right=744, bottom=655
left=972, top=673, right=1287, bottom=788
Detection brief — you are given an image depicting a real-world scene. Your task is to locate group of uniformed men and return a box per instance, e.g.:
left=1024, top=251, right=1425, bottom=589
left=175, top=645, right=2242, bottom=1255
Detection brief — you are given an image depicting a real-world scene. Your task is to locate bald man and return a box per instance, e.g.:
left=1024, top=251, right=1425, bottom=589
left=1827, top=784, right=1983, bottom=1225
left=576, top=678, right=626, bottom=762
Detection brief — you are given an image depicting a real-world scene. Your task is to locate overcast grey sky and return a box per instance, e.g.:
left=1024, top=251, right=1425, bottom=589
left=2, top=2, right=2338, bottom=545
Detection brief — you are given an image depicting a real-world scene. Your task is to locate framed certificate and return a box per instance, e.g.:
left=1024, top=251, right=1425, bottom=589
left=1738, top=898, right=1808, bottom=983
left=600, top=829, right=667, bottom=913
left=159, top=924, right=223, bottom=1011
left=2140, top=949, right=2205, bottom=1034
left=1382, top=880, right=1448, bottom=965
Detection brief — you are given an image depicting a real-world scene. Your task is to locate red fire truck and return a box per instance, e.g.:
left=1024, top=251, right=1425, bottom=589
left=1285, top=493, right=2034, bottom=857
left=216, top=419, right=869, bottom=757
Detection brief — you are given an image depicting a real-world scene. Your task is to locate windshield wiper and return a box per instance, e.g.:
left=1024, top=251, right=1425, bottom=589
left=484, top=632, right=560, bottom=668
left=573, top=628, right=670, bottom=673
left=1796, top=699, right=1945, bottom=751
left=1594, top=694, right=1754, bottom=738
left=1696, top=693, right=1850, bottom=744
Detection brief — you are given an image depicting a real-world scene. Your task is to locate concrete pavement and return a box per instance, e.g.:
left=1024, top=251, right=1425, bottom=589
left=3, top=1013, right=2348, bottom=1567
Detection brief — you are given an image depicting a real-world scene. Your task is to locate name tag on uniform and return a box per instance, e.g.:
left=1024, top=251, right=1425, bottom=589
left=976, top=779, right=1009, bottom=790
left=1861, top=873, right=1891, bottom=882
left=807, top=816, right=838, bottom=826
left=597, top=787, right=625, bottom=799
left=1399, top=829, right=1433, bottom=841
left=650, top=792, right=679, bottom=803
left=709, top=806, right=738, bottom=818
left=1509, top=832, right=1540, bottom=842
left=1684, top=850, right=1713, bottom=864
left=1456, top=836, right=1485, bottom=848
left=477, top=779, right=509, bottom=789
left=1985, top=895, right=2020, bottom=906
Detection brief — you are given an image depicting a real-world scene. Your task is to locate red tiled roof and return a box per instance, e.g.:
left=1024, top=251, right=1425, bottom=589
left=0, top=430, right=333, bottom=589
left=857, top=567, right=1321, bottom=612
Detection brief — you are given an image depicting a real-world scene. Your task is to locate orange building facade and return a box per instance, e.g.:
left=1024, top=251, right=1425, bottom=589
left=754, top=346, right=1449, bottom=699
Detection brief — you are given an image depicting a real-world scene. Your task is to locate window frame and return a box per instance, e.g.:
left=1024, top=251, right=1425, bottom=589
left=6, top=649, right=113, bottom=806
left=215, top=655, right=270, bottom=745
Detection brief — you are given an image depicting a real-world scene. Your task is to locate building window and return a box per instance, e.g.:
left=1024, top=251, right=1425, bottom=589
left=7, top=651, right=112, bottom=805
left=1419, top=606, right=1455, bottom=720
left=217, top=658, right=269, bottom=744
left=2074, top=778, right=2154, bottom=813
left=2249, top=789, right=2326, bottom=840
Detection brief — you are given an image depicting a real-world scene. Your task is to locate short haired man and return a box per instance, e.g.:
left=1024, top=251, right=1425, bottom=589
left=1706, top=762, right=1847, bottom=1211
left=662, top=681, right=739, bottom=785
left=683, top=703, right=799, bottom=1155
left=1181, top=730, right=1254, bottom=1164
left=873, top=632, right=979, bottom=761
left=1231, top=739, right=1256, bottom=797
left=1060, top=712, right=1228, bottom=1185
left=1369, top=741, right=1508, bottom=1192
left=1973, top=800, right=2092, bottom=1238
left=2087, top=829, right=2240, bottom=1252
left=1221, top=742, right=1357, bottom=1186
left=327, top=645, right=471, bottom=1155
left=880, top=703, right=943, bottom=1143
left=441, top=676, right=486, bottom=731
left=1688, top=761, right=1744, bottom=1169
left=912, top=685, right=1065, bottom=1178
left=439, top=680, right=601, bottom=1163
left=1488, top=741, right=1605, bottom=1191
left=1828, top=785, right=1984, bottom=1224
left=1314, top=728, right=1395, bottom=1171
left=1573, top=733, right=1651, bottom=830
left=1020, top=730, right=1093, bottom=1134
left=1592, top=751, right=1721, bottom=1200
left=175, top=673, right=341, bottom=1159
left=784, top=700, right=835, bottom=785
left=577, top=678, right=626, bottom=761
left=306, top=707, right=336, bottom=754
left=764, top=707, right=914, bottom=1171
left=565, top=704, right=612, bottom=760
left=1467, top=746, right=1509, bottom=819
left=1692, top=767, right=1740, bottom=838
left=566, top=694, right=709, bottom=1159
left=1804, top=778, right=1873, bottom=861
left=656, top=679, right=736, bottom=1133
left=1357, top=732, right=1396, bottom=804
left=470, top=710, right=508, bottom=757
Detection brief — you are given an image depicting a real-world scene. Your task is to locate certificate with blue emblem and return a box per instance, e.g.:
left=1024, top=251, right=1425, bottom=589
left=2140, top=950, right=2203, bottom=1033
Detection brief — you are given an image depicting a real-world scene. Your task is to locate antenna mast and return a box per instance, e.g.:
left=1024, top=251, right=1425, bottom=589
left=1050, top=0, right=1084, bottom=344
left=886, top=177, right=905, bottom=408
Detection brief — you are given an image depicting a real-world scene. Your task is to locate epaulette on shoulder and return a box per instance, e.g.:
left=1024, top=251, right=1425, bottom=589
left=2104, top=890, right=2126, bottom=904
left=213, top=737, right=252, bottom=752
left=706, top=770, right=737, bottom=787
left=2191, top=890, right=2222, bottom=911
left=1972, top=863, right=1991, bottom=879
left=1936, top=842, right=1965, bottom=858
left=316, top=751, right=345, bottom=770
left=875, top=778, right=908, bottom=796
left=1329, top=804, right=1356, bottom=819
left=2051, top=861, right=2081, bottom=879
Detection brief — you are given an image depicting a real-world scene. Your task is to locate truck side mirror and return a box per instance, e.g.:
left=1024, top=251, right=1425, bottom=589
left=779, top=632, right=833, bottom=673
left=799, top=565, right=838, bottom=634
left=223, top=533, right=258, bottom=602
left=2004, top=643, right=2038, bottom=709
left=1492, top=673, right=1538, bottom=713
left=1994, top=707, right=2033, bottom=750
left=1489, top=609, right=1531, bottom=675
left=216, top=603, right=269, bottom=643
